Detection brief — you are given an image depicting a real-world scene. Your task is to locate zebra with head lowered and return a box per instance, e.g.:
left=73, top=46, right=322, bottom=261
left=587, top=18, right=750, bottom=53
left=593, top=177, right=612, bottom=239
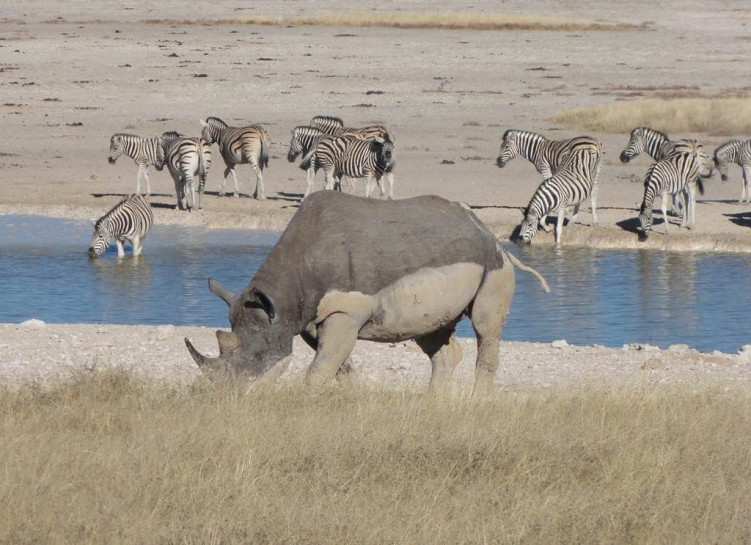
left=108, top=131, right=182, bottom=195
left=714, top=139, right=751, bottom=203
left=637, top=140, right=708, bottom=240
left=155, top=136, right=211, bottom=211
left=287, top=126, right=337, bottom=197
left=300, top=134, right=395, bottom=200
left=88, top=194, right=153, bottom=258
left=515, top=143, right=603, bottom=245
left=200, top=117, right=270, bottom=200
left=496, top=130, right=602, bottom=230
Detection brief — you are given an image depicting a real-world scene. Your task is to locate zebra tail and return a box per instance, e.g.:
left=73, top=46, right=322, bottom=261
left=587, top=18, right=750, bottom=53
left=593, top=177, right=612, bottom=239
left=502, top=245, right=551, bottom=293
left=198, top=141, right=207, bottom=182
left=260, top=130, right=270, bottom=169
left=696, top=177, right=705, bottom=196
left=299, top=146, right=315, bottom=171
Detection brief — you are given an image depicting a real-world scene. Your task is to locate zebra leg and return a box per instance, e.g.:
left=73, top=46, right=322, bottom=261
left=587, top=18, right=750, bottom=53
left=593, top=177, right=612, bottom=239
left=590, top=184, right=599, bottom=226
left=569, top=203, right=581, bottom=224
left=136, top=164, right=144, bottom=195
left=115, top=238, right=125, bottom=258
left=539, top=215, right=552, bottom=233
left=555, top=210, right=564, bottom=244
left=742, top=166, right=750, bottom=203
left=198, top=172, right=206, bottom=210
left=172, top=173, right=184, bottom=210
left=346, top=176, right=355, bottom=191
left=252, top=162, right=266, bottom=200
left=143, top=168, right=152, bottom=197
left=661, top=195, right=669, bottom=233
left=132, top=235, right=142, bottom=256
left=184, top=175, right=195, bottom=211
left=323, top=168, right=336, bottom=192
left=219, top=166, right=231, bottom=197
left=364, top=175, right=373, bottom=198
left=304, top=164, right=316, bottom=199
left=387, top=172, right=394, bottom=200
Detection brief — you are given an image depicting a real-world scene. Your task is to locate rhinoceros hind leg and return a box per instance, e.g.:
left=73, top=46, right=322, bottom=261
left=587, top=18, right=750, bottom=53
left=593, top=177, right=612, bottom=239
left=306, top=313, right=363, bottom=388
left=469, top=265, right=515, bottom=398
left=415, top=325, right=462, bottom=395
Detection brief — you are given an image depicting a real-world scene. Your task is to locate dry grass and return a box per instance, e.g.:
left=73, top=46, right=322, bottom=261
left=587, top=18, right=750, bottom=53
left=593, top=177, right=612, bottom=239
left=139, top=13, right=646, bottom=32
left=550, top=97, right=751, bottom=134
left=1, top=370, right=750, bottom=544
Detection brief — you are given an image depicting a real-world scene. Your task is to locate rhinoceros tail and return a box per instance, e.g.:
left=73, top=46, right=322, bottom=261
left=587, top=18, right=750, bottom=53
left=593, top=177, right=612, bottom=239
left=502, top=245, right=551, bottom=293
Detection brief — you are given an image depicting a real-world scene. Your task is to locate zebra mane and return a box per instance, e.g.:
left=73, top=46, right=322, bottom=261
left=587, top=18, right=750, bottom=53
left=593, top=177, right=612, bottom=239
left=293, top=125, right=325, bottom=136
left=637, top=127, right=668, bottom=141
left=111, top=133, right=142, bottom=140
left=715, top=139, right=741, bottom=158
left=161, top=131, right=182, bottom=139
left=504, top=129, right=545, bottom=142
left=311, top=115, right=344, bottom=126
left=205, top=116, right=229, bottom=128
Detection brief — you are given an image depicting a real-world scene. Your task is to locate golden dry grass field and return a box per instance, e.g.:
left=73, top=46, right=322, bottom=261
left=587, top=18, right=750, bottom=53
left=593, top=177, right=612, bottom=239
left=1, top=370, right=750, bottom=544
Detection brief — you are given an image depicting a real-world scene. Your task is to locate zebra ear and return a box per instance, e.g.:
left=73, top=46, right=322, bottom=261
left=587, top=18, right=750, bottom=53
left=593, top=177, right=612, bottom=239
left=519, top=207, right=526, bottom=217
left=374, top=136, right=385, bottom=144
left=199, top=119, right=207, bottom=127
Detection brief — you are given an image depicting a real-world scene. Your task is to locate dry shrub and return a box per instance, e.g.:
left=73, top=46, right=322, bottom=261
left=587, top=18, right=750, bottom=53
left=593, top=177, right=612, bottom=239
left=551, top=97, right=751, bottom=134
left=140, top=13, right=646, bottom=32
left=1, top=370, right=750, bottom=544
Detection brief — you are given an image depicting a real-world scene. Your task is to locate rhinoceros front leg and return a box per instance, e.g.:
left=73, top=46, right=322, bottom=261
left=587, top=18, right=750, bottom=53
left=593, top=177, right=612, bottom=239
left=415, top=325, right=463, bottom=395
left=306, top=313, right=365, bottom=388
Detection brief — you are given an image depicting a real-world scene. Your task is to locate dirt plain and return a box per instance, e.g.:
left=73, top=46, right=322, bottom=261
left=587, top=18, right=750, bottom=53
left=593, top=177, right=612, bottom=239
left=1, top=1, right=751, bottom=387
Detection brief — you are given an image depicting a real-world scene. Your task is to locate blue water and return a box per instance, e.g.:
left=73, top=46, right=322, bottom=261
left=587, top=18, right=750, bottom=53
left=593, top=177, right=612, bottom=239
left=1, top=215, right=750, bottom=353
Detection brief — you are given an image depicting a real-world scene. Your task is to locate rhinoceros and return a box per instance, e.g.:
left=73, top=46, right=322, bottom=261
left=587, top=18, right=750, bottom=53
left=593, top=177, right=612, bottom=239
left=185, top=191, right=549, bottom=396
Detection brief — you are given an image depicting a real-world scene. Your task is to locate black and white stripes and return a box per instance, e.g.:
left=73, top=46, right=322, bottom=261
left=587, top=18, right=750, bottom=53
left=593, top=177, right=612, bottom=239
left=714, top=139, right=751, bottom=203
left=155, top=136, right=212, bottom=211
left=516, top=144, right=603, bottom=245
left=496, top=130, right=599, bottom=180
left=108, top=131, right=182, bottom=195
left=88, top=194, right=153, bottom=258
left=638, top=140, right=707, bottom=239
left=200, top=117, right=270, bottom=200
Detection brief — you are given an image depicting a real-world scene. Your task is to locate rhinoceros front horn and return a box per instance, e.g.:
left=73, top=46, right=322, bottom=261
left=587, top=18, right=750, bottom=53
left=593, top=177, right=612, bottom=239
left=208, top=278, right=236, bottom=307
left=185, top=336, right=225, bottom=372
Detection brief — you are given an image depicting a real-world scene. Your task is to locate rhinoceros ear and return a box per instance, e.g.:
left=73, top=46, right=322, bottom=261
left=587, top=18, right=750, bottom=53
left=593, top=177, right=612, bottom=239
left=246, top=288, right=277, bottom=324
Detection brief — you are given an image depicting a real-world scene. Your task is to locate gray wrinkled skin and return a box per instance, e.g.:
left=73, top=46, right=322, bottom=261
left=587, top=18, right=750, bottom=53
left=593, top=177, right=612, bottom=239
left=186, top=191, right=548, bottom=397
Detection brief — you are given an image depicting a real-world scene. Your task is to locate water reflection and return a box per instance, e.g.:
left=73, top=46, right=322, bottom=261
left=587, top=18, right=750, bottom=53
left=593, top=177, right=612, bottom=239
left=1, top=215, right=750, bottom=353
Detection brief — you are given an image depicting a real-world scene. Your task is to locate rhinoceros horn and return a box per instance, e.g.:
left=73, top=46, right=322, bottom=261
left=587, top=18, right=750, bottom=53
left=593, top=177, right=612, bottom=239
left=184, top=330, right=241, bottom=372
left=208, top=278, right=236, bottom=307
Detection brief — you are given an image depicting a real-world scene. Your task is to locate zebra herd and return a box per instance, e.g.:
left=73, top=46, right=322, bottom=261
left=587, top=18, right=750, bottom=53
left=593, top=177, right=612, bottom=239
left=108, top=115, right=395, bottom=212
left=497, top=126, right=748, bottom=244
left=97, top=117, right=751, bottom=258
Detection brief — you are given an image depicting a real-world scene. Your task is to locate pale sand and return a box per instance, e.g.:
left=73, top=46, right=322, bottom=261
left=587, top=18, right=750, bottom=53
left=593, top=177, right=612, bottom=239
left=2, top=323, right=750, bottom=391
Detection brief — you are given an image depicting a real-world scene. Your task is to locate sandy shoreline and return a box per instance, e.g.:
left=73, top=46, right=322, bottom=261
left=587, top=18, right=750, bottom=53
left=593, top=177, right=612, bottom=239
left=2, top=322, right=750, bottom=391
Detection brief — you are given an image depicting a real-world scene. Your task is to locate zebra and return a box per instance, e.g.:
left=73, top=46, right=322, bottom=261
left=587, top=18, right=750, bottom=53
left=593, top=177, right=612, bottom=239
left=311, top=115, right=394, bottom=143
left=155, top=136, right=211, bottom=211
left=287, top=126, right=341, bottom=196
left=310, top=115, right=345, bottom=133
left=713, top=139, right=751, bottom=203
left=300, top=134, right=395, bottom=199
left=88, top=194, right=153, bottom=258
left=515, top=144, right=603, bottom=245
left=496, top=129, right=602, bottom=230
left=637, top=141, right=708, bottom=240
left=619, top=127, right=713, bottom=217
left=108, top=131, right=182, bottom=195
left=199, top=117, right=270, bottom=200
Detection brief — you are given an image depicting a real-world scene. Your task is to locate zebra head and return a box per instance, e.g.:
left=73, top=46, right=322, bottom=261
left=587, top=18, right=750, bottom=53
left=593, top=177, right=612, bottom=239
left=108, top=134, right=124, bottom=164
left=371, top=136, right=394, bottom=168
left=154, top=137, right=167, bottom=171
left=88, top=219, right=112, bottom=258
left=515, top=207, right=538, bottom=246
left=714, top=142, right=738, bottom=182
left=199, top=117, right=227, bottom=145
left=620, top=127, right=647, bottom=163
left=637, top=202, right=652, bottom=241
left=496, top=130, right=519, bottom=168
left=287, top=127, right=307, bottom=162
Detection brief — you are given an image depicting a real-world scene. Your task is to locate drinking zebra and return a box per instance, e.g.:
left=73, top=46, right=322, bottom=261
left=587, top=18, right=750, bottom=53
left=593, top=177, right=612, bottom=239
left=496, top=130, right=602, bottom=230
left=713, top=139, right=751, bottom=203
left=300, top=134, right=395, bottom=199
left=637, top=140, right=708, bottom=240
left=155, top=136, right=211, bottom=211
left=310, top=115, right=394, bottom=142
left=619, top=127, right=712, bottom=217
left=108, top=131, right=182, bottom=195
left=199, top=117, right=270, bottom=200
left=515, top=144, right=603, bottom=245
left=88, top=194, right=153, bottom=258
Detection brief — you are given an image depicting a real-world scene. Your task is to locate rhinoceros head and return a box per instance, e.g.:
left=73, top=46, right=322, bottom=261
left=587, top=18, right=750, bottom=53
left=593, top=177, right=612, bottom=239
left=185, top=278, right=294, bottom=378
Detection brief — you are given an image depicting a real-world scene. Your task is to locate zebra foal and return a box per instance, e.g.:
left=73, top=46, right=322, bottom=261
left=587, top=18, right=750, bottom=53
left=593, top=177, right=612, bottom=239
left=515, top=144, right=603, bottom=245
left=108, top=131, right=182, bottom=195
left=155, top=136, right=211, bottom=211
left=88, top=194, right=153, bottom=258
left=200, top=117, right=270, bottom=200
left=637, top=141, right=708, bottom=240
left=713, top=139, right=751, bottom=203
